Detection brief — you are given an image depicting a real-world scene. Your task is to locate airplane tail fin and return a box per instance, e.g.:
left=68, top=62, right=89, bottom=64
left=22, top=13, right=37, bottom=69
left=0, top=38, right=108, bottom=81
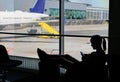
left=30, top=0, right=45, bottom=13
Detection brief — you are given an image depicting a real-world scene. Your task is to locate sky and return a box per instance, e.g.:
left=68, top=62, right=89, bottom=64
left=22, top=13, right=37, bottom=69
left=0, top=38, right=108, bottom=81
left=70, top=0, right=109, bottom=8
left=0, top=0, right=109, bottom=11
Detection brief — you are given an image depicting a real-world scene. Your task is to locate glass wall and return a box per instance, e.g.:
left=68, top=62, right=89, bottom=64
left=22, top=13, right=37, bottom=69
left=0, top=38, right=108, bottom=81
left=0, top=0, right=109, bottom=61
left=65, top=9, right=86, bottom=19
left=49, top=8, right=86, bottom=19
left=64, top=0, right=109, bottom=61
left=86, top=8, right=109, bottom=20
left=0, top=0, right=59, bottom=58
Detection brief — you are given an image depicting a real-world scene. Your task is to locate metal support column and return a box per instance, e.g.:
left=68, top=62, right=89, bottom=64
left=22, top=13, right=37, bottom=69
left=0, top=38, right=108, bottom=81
left=59, top=0, right=64, bottom=55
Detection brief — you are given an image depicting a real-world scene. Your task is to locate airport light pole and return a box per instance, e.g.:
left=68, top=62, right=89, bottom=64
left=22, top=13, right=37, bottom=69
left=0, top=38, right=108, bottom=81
left=59, top=0, right=64, bottom=55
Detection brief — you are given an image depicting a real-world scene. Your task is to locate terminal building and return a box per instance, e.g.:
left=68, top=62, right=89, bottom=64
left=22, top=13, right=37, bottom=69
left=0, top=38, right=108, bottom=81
left=12, top=0, right=109, bottom=25
left=44, top=0, right=109, bottom=24
left=0, top=0, right=109, bottom=25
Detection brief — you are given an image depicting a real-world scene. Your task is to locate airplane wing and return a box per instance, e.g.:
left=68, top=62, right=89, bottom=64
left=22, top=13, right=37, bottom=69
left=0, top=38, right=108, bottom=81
left=0, top=18, right=59, bottom=26
left=0, top=0, right=59, bottom=30
left=0, top=20, right=36, bottom=25
left=0, top=11, right=49, bottom=25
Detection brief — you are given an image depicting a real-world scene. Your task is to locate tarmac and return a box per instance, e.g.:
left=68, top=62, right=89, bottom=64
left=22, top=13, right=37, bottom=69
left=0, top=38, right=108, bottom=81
left=0, top=24, right=108, bottom=61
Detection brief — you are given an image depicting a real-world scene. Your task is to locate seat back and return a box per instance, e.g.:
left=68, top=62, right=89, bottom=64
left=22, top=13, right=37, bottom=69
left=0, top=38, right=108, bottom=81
left=37, top=48, right=60, bottom=81
left=0, top=45, right=22, bottom=67
left=0, top=45, right=10, bottom=62
left=0, top=45, right=22, bottom=82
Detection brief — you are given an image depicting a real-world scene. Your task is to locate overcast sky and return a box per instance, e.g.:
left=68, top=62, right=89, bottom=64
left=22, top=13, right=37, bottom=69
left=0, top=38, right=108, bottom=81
left=0, top=0, right=109, bottom=11
left=69, top=0, right=109, bottom=8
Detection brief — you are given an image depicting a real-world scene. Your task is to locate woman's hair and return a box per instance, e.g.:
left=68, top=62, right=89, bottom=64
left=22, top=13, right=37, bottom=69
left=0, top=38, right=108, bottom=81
left=90, top=35, right=106, bottom=51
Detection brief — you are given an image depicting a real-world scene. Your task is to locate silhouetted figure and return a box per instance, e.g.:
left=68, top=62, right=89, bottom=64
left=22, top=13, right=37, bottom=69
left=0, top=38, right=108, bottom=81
left=37, top=48, right=61, bottom=81
left=37, top=35, right=108, bottom=82
left=0, top=44, right=22, bottom=66
left=37, top=48, right=79, bottom=82
left=65, top=35, right=107, bottom=82
left=0, top=45, right=10, bottom=62
left=0, top=44, right=22, bottom=82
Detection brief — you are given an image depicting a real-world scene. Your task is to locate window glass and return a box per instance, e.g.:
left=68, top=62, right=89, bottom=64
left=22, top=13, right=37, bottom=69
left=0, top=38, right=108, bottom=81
left=0, top=0, right=109, bottom=60
left=0, top=0, right=59, bottom=58
left=64, top=0, right=109, bottom=61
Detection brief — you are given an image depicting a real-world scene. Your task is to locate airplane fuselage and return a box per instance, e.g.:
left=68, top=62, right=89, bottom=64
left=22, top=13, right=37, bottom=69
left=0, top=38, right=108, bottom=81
left=0, top=0, right=49, bottom=30
left=0, top=10, right=48, bottom=25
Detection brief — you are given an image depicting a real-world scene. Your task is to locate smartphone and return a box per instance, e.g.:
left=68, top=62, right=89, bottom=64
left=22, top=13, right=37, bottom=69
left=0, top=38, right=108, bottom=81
left=80, top=51, right=84, bottom=56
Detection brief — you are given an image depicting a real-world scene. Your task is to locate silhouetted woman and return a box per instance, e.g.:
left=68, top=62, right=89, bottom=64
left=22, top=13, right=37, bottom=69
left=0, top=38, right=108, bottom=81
left=65, top=35, right=107, bottom=82
left=37, top=35, right=107, bottom=82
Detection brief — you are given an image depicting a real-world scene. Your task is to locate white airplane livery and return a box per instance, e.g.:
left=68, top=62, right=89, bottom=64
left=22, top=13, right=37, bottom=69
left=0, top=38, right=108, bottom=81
left=0, top=11, right=48, bottom=25
left=0, top=0, right=49, bottom=30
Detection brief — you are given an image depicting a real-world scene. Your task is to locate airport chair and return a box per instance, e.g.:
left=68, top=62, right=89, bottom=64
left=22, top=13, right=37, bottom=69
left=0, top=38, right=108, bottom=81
left=0, top=45, right=22, bottom=82
left=37, top=48, right=60, bottom=81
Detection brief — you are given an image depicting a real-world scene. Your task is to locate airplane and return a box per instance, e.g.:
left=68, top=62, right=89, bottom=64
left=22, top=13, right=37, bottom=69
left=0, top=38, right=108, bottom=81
left=0, top=0, right=49, bottom=30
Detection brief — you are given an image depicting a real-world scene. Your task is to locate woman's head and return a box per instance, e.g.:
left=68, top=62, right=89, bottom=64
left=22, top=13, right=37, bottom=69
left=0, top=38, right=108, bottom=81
left=90, top=35, right=106, bottom=51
